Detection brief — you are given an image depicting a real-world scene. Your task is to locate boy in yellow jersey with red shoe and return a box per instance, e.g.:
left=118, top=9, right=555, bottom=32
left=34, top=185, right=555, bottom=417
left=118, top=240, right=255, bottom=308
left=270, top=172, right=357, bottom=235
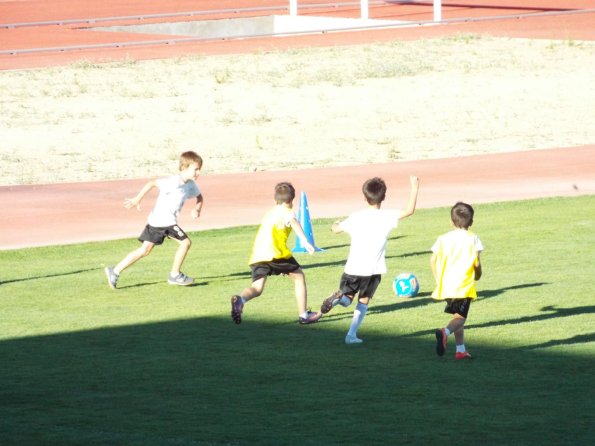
left=230, top=182, right=321, bottom=325
left=431, top=202, right=483, bottom=360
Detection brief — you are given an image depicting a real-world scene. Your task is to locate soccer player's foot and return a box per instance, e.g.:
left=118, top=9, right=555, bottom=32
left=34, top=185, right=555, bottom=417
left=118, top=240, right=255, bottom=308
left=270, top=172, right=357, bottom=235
left=321, top=290, right=342, bottom=314
left=168, top=272, right=194, bottom=286
left=435, top=328, right=447, bottom=356
left=104, top=266, right=119, bottom=289
left=299, top=311, right=322, bottom=325
left=455, top=351, right=472, bottom=360
left=231, top=295, right=244, bottom=324
left=345, top=334, right=363, bottom=345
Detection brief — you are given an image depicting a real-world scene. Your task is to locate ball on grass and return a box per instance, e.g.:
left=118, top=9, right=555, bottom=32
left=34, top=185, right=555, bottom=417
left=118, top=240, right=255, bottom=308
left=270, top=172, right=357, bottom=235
left=392, top=273, right=420, bottom=298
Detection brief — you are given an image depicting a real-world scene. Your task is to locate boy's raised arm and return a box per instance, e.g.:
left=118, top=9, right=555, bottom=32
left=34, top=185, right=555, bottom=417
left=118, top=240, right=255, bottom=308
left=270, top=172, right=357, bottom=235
left=398, top=176, right=420, bottom=220
left=290, top=218, right=315, bottom=255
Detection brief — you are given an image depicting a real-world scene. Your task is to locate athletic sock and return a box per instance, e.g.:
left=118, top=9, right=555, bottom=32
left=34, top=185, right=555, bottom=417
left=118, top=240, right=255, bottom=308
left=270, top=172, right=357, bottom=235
left=347, top=302, right=368, bottom=337
left=338, top=296, right=352, bottom=307
left=456, top=344, right=466, bottom=353
left=444, top=328, right=451, bottom=336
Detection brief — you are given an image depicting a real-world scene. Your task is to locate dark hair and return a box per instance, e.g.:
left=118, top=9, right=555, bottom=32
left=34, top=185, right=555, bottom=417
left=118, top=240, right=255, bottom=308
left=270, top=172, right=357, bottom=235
left=274, top=182, right=295, bottom=204
left=362, top=177, right=387, bottom=205
left=451, top=202, right=474, bottom=229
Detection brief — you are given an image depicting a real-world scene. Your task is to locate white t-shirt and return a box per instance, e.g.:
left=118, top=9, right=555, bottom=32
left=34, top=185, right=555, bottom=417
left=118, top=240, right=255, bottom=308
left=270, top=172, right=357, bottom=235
left=340, top=208, right=400, bottom=276
left=147, top=175, right=201, bottom=227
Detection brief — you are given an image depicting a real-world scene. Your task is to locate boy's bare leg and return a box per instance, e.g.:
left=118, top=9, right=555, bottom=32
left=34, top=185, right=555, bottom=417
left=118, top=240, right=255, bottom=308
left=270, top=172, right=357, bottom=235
left=240, top=277, right=266, bottom=301
left=231, top=277, right=266, bottom=324
left=454, top=325, right=465, bottom=346
left=448, top=315, right=467, bottom=351
left=171, top=238, right=191, bottom=276
left=288, top=269, right=308, bottom=314
left=114, top=241, right=154, bottom=274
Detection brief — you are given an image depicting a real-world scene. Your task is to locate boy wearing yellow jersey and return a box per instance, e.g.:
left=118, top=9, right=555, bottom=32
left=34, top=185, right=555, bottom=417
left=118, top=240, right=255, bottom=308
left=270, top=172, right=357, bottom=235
left=231, top=182, right=321, bottom=325
left=431, top=202, right=483, bottom=360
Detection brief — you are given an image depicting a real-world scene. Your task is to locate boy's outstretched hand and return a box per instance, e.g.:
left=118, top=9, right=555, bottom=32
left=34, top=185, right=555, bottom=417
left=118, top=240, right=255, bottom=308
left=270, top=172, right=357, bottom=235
left=124, top=197, right=142, bottom=211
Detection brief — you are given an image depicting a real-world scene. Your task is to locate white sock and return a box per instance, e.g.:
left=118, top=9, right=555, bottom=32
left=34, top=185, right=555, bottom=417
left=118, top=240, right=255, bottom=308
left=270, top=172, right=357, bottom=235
left=300, top=310, right=310, bottom=319
left=444, top=328, right=451, bottom=336
left=456, top=344, right=466, bottom=353
left=347, top=302, right=368, bottom=337
left=339, top=296, right=352, bottom=307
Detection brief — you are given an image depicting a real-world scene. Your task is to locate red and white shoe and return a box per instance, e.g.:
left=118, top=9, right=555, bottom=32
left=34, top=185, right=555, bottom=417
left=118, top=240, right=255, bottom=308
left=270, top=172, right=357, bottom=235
left=455, top=351, right=472, bottom=360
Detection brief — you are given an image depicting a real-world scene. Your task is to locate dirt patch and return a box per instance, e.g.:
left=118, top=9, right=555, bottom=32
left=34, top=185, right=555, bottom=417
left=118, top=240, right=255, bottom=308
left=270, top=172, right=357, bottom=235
left=1, top=35, right=594, bottom=185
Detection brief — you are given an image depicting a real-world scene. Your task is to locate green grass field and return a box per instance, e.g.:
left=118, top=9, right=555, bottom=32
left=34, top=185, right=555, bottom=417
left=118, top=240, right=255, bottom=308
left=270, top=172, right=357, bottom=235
left=1, top=195, right=594, bottom=445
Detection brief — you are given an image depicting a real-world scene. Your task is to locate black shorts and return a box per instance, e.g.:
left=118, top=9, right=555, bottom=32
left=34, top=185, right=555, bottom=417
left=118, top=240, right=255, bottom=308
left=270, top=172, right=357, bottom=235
left=139, top=224, right=189, bottom=245
left=250, top=257, right=301, bottom=281
left=339, top=273, right=382, bottom=300
left=444, top=298, right=472, bottom=318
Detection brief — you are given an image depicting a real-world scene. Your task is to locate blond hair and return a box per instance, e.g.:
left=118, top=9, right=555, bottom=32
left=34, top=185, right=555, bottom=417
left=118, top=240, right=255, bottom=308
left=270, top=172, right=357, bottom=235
left=179, top=151, right=203, bottom=171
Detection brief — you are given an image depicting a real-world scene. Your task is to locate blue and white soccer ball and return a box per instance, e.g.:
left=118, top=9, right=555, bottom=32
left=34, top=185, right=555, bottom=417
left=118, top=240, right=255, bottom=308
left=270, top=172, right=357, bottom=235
left=392, top=273, right=420, bottom=298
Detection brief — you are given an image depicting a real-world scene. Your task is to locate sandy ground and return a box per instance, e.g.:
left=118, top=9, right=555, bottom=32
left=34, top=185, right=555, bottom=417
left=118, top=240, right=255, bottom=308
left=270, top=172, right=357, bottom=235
left=1, top=35, right=594, bottom=186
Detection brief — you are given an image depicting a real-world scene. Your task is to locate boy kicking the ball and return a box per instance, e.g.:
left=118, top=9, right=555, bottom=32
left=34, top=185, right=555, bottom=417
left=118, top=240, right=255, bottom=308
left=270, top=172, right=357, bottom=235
left=230, top=182, right=321, bottom=326
left=320, top=176, right=419, bottom=344
left=104, top=151, right=204, bottom=289
left=431, top=202, right=483, bottom=360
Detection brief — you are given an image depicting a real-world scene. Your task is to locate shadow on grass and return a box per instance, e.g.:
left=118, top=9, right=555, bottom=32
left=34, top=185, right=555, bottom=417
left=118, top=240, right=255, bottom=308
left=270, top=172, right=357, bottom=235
left=0, top=268, right=98, bottom=286
left=527, top=332, right=595, bottom=350
left=479, top=282, right=549, bottom=299
left=118, top=280, right=209, bottom=289
left=467, top=304, right=595, bottom=330
left=1, top=316, right=592, bottom=446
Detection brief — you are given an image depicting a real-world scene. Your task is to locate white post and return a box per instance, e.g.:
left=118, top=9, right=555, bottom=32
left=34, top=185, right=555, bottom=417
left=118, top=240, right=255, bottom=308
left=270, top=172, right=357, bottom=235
left=290, top=0, right=297, bottom=16
left=433, top=0, right=442, bottom=22
left=361, top=0, right=369, bottom=20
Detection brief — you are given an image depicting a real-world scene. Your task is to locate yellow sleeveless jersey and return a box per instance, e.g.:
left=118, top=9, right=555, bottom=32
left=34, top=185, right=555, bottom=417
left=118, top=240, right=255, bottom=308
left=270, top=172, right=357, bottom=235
left=431, top=229, right=483, bottom=300
left=249, top=205, right=295, bottom=264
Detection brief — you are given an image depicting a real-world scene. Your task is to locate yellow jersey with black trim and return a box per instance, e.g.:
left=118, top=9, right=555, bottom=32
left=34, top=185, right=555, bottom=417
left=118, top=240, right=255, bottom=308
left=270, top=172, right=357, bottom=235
left=249, top=204, right=295, bottom=264
left=431, top=229, right=483, bottom=300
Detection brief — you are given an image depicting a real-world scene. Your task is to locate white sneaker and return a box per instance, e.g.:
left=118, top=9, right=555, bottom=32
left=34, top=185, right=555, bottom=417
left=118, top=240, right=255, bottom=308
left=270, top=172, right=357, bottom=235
left=345, top=334, right=363, bottom=345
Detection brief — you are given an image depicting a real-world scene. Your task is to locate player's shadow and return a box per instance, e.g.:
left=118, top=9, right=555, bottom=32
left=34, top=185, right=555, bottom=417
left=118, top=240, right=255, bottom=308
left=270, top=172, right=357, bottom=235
left=526, top=332, right=595, bottom=350
left=477, top=282, right=549, bottom=300
left=395, top=250, right=429, bottom=259
left=117, top=280, right=209, bottom=289
left=370, top=292, right=435, bottom=315
left=467, top=304, right=595, bottom=330
left=302, top=259, right=347, bottom=270
left=200, top=271, right=251, bottom=282
left=0, top=267, right=98, bottom=286
left=319, top=242, right=350, bottom=251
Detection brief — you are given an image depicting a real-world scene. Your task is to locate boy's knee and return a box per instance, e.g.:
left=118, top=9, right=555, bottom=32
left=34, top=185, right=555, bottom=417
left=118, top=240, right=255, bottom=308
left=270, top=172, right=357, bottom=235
left=249, top=287, right=262, bottom=297
left=138, top=245, right=153, bottom=257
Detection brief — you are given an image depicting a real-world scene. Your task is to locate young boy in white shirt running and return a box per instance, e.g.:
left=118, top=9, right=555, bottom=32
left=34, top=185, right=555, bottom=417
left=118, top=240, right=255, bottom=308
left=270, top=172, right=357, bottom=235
left=320, top=176, right=419, bottom=344
left=105, top=151, right=204, bottom=289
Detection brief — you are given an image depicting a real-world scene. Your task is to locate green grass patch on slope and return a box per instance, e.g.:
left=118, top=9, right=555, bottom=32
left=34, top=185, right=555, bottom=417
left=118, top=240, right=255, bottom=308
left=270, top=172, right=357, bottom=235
left=0, top=196, right=594, bottom=445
